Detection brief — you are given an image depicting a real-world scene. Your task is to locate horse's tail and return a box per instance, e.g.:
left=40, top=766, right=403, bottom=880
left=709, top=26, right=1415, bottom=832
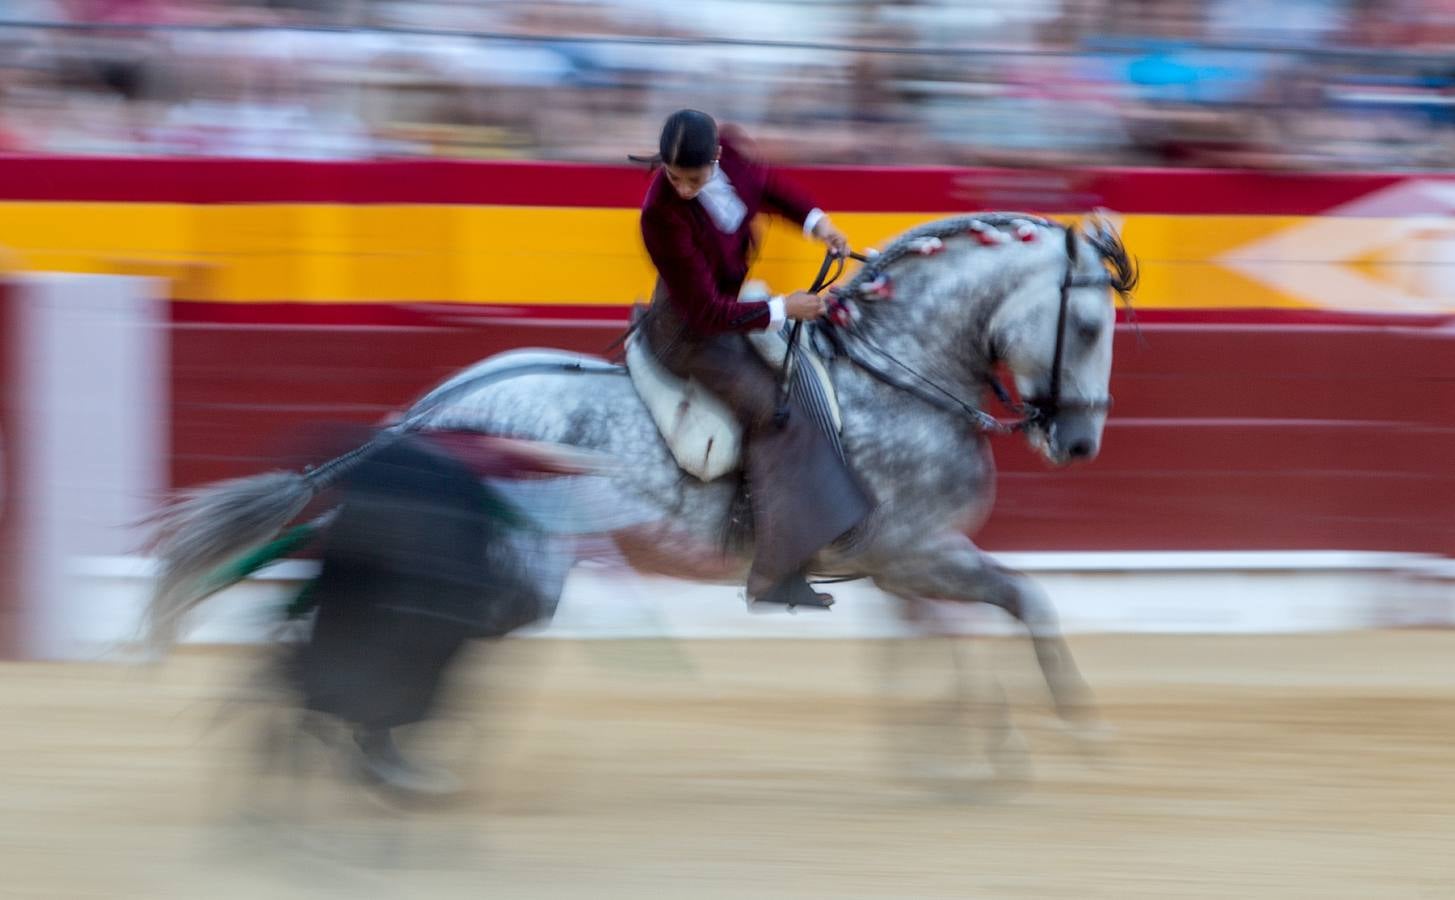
left=143, top=434, right=385, bottom=656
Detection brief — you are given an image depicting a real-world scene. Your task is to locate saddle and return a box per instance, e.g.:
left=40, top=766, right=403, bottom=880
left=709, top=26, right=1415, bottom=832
left=625, top=287, right=843, bottom=482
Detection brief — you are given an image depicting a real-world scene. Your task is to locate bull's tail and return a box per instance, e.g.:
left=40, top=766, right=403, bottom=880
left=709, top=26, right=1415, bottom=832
left=142, top=434, right=387, bottom=656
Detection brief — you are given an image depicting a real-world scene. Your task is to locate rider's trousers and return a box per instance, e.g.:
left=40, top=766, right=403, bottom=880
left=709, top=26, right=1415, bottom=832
left=644, top=284, right=874, bottom=595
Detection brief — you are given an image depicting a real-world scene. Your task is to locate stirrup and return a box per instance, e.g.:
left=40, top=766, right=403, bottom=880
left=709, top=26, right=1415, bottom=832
left=749, top=576, right=834, bottom=611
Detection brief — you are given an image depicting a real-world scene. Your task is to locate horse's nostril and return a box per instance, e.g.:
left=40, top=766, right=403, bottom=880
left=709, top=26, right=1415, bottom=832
left=1068, top=439, right=1094, bottom=459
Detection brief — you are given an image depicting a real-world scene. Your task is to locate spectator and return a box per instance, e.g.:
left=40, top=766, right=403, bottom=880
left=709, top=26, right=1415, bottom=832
left=0, top=0, right=1452, bottom=169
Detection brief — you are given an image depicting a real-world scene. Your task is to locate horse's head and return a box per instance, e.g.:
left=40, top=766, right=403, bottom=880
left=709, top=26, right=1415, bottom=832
left=839, top=212, right=1137, bottom=467
left=987, top=215, right=1137, bottom=466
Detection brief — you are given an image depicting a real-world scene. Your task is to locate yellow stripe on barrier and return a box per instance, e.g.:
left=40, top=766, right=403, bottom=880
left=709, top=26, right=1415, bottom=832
left=4, top=202, right=1451, bottom=311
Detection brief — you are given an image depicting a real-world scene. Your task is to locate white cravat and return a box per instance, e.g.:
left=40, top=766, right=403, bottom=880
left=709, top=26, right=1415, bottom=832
left=697, top=164, right=825, bottom=239
left=696, top=163, right=827, bottom=332
left=696, top=164, right=748, bottom=234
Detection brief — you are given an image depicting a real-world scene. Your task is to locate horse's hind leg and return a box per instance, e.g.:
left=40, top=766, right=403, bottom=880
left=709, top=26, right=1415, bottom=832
left=877, top=593, right=1030, bottom=791
left=873, top=532, right=1098, bottom=729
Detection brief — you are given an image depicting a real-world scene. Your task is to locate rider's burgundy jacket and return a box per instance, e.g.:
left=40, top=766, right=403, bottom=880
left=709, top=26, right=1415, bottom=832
left=639, top=129, right=821, bottom=336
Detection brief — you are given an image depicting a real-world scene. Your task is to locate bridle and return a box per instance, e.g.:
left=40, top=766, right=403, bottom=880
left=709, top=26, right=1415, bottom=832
left=775, top=245, right=855, bottom=425
left=1018, top=224, right=1116, bottom=427
left=804, top=223, right=1114, bottom=436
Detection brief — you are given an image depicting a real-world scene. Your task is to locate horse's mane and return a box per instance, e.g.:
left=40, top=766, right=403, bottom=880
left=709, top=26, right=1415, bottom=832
left=840, top=211, right=1139, bottom=301
left=840, top=213, right=1054, bottom=295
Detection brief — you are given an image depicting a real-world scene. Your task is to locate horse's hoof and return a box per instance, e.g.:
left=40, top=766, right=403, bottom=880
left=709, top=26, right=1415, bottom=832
left=359, top=761, right=463, bottom=799
left=354, top=729, right=463, bottom=799
left=988, top=725, right=1034, bottom=788
left=1068, top=717, right=1116, bottom=743
left=905, top=757, right=1032, bottom=805
left=1059, top=717, right=1117, bottom=765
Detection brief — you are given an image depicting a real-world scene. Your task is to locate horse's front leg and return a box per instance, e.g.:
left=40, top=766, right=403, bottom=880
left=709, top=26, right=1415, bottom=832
left=873, top=532, right=1099, bottom=729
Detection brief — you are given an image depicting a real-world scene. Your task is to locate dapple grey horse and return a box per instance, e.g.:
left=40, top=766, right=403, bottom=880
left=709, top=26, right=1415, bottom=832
left=147, top=212, right=1137, bottom=759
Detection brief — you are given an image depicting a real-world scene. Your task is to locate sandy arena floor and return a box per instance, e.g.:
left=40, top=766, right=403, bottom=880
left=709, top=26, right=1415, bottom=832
left=2, top=632, right=1454, bottom=899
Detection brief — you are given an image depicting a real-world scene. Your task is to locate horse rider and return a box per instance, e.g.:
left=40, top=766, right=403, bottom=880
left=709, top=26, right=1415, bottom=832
left=636, top=109, right=875, bottom=610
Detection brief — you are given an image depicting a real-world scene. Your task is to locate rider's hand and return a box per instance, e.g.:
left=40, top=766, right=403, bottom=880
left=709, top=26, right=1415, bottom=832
left=813, top=217, right=849, bottom=257
left=784, top=290, right=827, bottom=321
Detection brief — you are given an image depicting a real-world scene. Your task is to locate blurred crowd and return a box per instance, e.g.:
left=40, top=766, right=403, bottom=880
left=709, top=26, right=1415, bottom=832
left=1, top=0, right=1453, bottom=169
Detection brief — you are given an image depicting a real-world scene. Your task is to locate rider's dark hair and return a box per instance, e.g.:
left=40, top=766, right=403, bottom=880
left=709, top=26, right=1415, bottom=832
left=629, top=109, right=719, bottom=169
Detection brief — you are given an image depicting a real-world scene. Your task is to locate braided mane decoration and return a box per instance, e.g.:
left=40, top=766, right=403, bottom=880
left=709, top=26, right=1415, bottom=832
left=839, top=213, right=1058, bottom=297
left=838, top=211, right=1138, bottom=302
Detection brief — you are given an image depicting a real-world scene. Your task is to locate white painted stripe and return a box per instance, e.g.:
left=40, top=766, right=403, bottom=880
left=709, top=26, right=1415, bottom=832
left=59, top=550, right=1455, bottom=650
left=69, top=550, right=1446, bottom=580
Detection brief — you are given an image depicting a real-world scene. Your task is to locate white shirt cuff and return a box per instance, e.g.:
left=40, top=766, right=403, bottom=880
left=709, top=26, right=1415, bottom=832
left=767, top=295, right=786, bottom=331
left=802, top=208, right=826, bottom=239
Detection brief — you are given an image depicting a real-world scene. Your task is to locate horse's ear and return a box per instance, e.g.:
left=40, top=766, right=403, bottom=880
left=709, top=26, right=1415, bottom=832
left=1063, top=219, right=1081, bottom=261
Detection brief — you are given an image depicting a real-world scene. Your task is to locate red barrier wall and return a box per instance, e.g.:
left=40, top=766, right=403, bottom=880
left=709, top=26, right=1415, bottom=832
left=0, top=156, right=1449, bottom=555
left=169, top=303, right=1455, bottom=555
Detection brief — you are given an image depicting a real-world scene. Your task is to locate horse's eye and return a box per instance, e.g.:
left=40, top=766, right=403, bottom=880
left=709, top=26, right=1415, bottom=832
left=1076, top=319, right=1103, bottom=344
